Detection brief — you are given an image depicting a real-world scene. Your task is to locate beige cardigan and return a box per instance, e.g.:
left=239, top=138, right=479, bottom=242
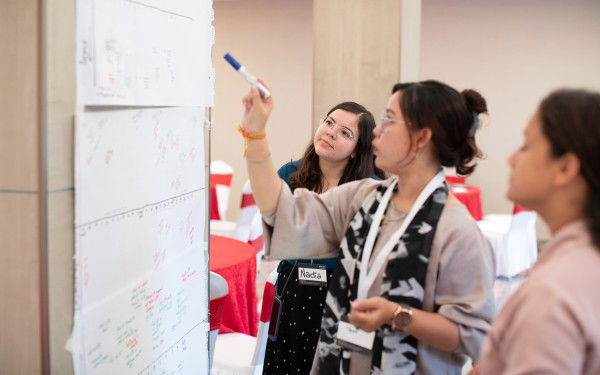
left=262, top=177, right=496, bottom=374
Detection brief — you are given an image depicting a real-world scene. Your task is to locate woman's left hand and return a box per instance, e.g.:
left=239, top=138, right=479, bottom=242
left=348, top=297, right=398, bottom=332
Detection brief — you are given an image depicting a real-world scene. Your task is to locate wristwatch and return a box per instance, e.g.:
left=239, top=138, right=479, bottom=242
left=390, top=304, right=413, bottom=331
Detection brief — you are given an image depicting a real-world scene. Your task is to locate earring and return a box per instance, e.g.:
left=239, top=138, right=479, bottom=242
left=410, top=146, right=419, bottom=161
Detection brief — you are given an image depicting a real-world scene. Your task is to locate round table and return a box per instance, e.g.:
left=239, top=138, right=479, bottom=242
left=209, top=235, right=258, bottom=336
left=451, top=185, right=483, bottom=221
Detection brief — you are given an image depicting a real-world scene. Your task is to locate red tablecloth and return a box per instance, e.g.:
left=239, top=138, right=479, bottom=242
left=209, top=235, right=258, bottom=336
left=452, top=185, right=483, bottom=221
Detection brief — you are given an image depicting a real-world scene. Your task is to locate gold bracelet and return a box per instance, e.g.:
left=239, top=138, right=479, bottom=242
left=237, top=124, right=266, bottom=156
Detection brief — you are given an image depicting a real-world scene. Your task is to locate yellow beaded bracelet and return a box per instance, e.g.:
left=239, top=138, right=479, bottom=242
left=237, top=124, right=266, bottom=156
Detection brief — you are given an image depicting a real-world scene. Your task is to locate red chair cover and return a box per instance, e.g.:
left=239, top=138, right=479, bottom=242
left=513, top=204, right=531, bottom=214
left=446, top=175, right=466, bottom=185
left=453, top=185, right=483, bottom=221
left=260, top=281, right=276, bottom=323
left=210, top=173, right=233, bottom=188
left=210, top=186, right=221, bottom=220
left=209, top=295, right=228, bottom=331
left=240, top=192, right=256, bottom=209
left=210, top=173, right=234, bottom=220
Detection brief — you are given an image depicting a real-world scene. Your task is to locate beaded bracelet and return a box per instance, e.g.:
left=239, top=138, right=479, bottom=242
left=237, top=124, right=266, bottom=156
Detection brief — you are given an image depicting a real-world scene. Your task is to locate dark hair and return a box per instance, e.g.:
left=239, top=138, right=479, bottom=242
left=392, top=80, right=487, bottom=175
left=392, top=82, right=414, bottom=94
left=288, top=102, right=384, bottom=192
left=539, top=89, right=600, bottom=249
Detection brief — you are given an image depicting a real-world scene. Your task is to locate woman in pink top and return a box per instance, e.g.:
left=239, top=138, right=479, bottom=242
left=474, top=89, right=600, bottom=374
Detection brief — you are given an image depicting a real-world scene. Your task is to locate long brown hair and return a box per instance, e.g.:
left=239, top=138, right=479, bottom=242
left=539, top=89, right=600, bottom=249
left=288, top=102, right=384, bottom=192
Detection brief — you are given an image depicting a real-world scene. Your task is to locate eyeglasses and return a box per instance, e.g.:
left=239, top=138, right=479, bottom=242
left=320, top=116, right=355, bottom=141
left=379, top=113, right=408, bottom=131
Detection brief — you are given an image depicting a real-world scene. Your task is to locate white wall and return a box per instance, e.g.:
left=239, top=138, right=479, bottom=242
left=212, top=0, right=313, bottom=220
left=421, top=0, right=600, bottom=240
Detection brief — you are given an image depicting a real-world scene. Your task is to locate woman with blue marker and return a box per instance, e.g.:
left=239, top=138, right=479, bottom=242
left=264, top=101, right=383, bottom=375
left=239, top=80, right=496, bottom=374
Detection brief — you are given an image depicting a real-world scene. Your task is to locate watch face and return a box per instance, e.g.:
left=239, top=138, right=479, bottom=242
left=394, top=307, right=411, bottom=329
left=398, top=311, right=411, bottom=327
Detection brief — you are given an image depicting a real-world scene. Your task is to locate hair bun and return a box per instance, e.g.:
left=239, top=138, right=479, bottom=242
left=462, top=89, right=488, bottom=114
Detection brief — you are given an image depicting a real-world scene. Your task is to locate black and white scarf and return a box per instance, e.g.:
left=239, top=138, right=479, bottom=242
left=316, top=177, right=448, bottom=374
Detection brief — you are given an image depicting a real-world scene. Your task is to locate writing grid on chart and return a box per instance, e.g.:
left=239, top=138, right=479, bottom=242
left=73, top=107, right=209, bottom=374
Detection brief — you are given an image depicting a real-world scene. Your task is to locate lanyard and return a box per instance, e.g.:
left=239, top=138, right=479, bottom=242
left=356, top=170, right=445, bottom=300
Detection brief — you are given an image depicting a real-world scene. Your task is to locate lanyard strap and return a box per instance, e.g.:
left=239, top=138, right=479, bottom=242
left=277, top=260, right=298, bottom=298
left=357, top=170, right=445, bottom=300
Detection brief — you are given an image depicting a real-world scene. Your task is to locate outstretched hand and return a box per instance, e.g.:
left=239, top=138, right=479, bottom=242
left=241, top=78, right=273, bottom=134
left=348, top=297, right=398, bottom=332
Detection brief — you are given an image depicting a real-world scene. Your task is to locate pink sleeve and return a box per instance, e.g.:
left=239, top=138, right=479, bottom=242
left=483, top=281, right=586, bottom=374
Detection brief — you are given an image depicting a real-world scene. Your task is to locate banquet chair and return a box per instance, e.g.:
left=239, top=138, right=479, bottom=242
left=210, top=218, right=237, bottom=238
left=210, top=160, right=234, bottom=221
left=232, top=180, right=259, bottom=240
left=235, top=181, right=264, bottom=267
left=211, top=180, right=265, bottom=267
left=477, top=208, right=538, bottom=277
left=209, top=272, right=229, bottom=370
left=248, top=213, right=265, bottom=268
left=212, top=269, right=278, bottom=375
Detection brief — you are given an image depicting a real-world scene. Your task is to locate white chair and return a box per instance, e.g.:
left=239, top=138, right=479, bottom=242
left=210, top=160, right=234, bottom=221
left=477, top=210, right=538, bottom=277
left=248, top=213, right=265, bottom=268
left=212, top=269, right=278, bottom=375
left=210, top=220, right=237, bottom=238
left=209, top=272, right=229, bottom=370
left=234, top=181, right=260, bottom=241
left=235, top=181, right=264, bottom=267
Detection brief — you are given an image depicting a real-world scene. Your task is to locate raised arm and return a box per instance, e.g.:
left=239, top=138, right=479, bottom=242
left=239, top=81, right=282, bottom=212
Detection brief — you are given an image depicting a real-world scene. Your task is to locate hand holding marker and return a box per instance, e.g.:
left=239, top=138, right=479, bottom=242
left=224, top=53, right=271, bottom=98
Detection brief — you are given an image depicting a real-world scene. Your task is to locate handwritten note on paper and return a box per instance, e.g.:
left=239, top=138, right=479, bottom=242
left=75, top=107, right=205, bottom=224
left=73, top=107, right=208, bottom=374
left=79, top=250, right=208, bottom=374
left=77, top=0, right=214, bottom=106
left=73, top=198, right=208, bottom=374
left=76, top=189, right=205, bottom=306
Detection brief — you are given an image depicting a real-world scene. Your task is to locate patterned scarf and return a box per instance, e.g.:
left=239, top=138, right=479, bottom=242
left=316, top=178, right=448, bottom=374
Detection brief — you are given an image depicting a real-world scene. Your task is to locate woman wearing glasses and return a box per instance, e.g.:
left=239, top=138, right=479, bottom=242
left=263, top=101, right=384, bottom=375
left=240, top=80, right=495, bottom=374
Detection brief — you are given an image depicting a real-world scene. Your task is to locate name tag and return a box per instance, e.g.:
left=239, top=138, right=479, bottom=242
left=297, top=263, right=327, bottom=286
left=336, top=317, right=375, bottom=353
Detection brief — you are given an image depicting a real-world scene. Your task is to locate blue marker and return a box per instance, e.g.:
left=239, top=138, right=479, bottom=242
left=224, top=53, right=271, bottom=98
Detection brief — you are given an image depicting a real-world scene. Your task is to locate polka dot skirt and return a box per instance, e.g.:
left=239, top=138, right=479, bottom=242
left=263, top=261, right=334, bottom=374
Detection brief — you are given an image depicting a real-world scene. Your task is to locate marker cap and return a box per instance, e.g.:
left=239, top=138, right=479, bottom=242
left=223, top=53, right=241, bottom=70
